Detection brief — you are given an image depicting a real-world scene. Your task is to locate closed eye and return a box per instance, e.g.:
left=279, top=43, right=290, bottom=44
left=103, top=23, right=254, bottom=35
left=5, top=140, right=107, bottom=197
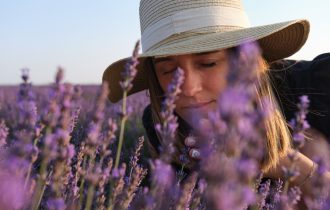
left=163, top=68, right=176, bottom=75
left=200, top=62, right=217, bottom=68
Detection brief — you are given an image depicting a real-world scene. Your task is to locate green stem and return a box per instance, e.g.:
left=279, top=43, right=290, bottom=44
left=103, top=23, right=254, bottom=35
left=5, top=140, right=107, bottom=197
left=99, top=157, right=105, bottom=169
left=106, top=180, right=114, bottom=210
left=77, top=156, right=88, bottom=210
left=84, top=156, right=97, bottom=210
left=284, top=180, right=290, bottom=193
left=24, top=137, right=40, bottom=189
left=108, top=205, right=114, bottom=210
left=31, top=158, right=48, bottom=210
left=30, top=127, right=51, bottom=210
left=24, top=163, right=33, bottom=189
left=114, top=91, right=128, bottom=169
left=84, top=185, right=96, bottom=210
left=35, top=179, right=48, bottom=210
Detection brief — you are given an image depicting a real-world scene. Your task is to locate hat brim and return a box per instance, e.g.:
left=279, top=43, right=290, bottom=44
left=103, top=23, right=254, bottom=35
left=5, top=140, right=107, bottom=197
left=103, top=19, right=309, bottom=103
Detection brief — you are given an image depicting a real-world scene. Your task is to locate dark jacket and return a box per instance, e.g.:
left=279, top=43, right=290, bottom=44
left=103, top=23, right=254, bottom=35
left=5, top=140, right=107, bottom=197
left=270, top=53, right=330, bottom=138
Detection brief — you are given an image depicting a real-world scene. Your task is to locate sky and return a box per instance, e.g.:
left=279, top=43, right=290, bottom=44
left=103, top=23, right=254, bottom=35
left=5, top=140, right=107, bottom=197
left=0, top=0, right=329, bottom=85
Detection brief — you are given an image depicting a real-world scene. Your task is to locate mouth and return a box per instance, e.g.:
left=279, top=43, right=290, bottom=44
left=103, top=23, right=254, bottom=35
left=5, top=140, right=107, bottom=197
left=182, top=100, right=216, bottom=109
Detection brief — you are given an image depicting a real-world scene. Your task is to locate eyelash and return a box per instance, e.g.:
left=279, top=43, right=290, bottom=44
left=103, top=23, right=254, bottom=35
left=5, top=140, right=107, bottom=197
left=162, top=62, right=217, bottom=75
left=163, top=69, right=176, bottom=75
left=200, top=62, right=217, bottom=68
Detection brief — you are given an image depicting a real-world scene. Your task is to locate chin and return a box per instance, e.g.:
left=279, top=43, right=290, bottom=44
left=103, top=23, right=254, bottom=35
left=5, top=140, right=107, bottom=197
left=179, top=108, right=215, bottom=129
left=176, top=100, right=217, bottom=125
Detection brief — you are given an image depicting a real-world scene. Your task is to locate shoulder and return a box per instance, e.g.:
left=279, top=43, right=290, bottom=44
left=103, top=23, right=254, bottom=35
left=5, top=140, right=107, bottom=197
left=269, top=53, right=330, bottom=138
left=269, top=53, right=330, bottom=77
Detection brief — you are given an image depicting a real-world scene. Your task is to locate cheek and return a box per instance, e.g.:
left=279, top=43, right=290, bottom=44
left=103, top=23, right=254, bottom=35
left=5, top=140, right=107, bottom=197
left=208, top=75, right=227, bottom=96
left=156, top=73, right=171, bottom=93
left=203, top=69, right=228, bottom=97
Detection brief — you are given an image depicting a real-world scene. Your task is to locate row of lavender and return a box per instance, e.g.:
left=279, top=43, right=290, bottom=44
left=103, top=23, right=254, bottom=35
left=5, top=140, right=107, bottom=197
left=0, top=41, right=329, bottom=210
left=0, top=66, right=149, bottom=209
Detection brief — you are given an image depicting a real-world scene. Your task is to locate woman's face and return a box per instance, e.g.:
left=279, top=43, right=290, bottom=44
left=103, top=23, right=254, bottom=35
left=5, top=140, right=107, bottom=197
left=154, top=50, right=230, bottom=125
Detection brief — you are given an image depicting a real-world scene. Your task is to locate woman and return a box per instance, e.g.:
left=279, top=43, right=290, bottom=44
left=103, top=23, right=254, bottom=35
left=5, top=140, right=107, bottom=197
left=103, top=0, right=330, bottom=207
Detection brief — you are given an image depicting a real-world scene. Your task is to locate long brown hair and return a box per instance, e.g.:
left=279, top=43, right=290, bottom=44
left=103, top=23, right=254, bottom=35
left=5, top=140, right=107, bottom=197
left=144, top=47, right=292, bottom=172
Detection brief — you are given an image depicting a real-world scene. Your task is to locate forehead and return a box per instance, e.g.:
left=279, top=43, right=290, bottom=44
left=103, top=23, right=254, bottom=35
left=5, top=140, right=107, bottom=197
left=153, top=50, right=227, bottom=63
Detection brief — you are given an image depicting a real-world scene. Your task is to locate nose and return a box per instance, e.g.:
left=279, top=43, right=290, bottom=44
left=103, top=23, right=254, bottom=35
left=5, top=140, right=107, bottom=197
left=179, top=65, right=202, bottom=97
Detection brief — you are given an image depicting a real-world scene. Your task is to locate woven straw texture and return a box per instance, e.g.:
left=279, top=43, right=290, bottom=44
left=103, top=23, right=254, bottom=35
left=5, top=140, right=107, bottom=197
left=140, top=0, right=243, bottom=32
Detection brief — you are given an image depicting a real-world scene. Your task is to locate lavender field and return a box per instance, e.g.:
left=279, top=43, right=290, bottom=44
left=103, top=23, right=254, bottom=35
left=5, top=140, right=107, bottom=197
left=0, top=72, right=152, bottom=210
left=0, top=43, right=329, bottom=210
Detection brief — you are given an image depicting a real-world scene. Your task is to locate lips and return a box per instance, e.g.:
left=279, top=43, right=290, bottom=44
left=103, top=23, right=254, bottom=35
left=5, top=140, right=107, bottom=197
left=182, top=100, right=215, bottom=109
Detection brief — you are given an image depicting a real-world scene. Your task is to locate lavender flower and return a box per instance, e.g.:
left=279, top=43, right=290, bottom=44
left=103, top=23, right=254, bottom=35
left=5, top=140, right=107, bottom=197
left=156, top=67, right=185, bottom=162
left=175, top=171, right=198, bottom=210
left=290, top=95, right=310, bottom=149
left=257, top=179, right=271, bottom=209
left=128, top=136, right=145, bottom=182
left=148, top=159, right=176, bottom=209
left=117, top=164, right=147, bottom=209
left=280, top=95, right=311, bottom=195
left=120, top=41, right=140, bottom=92
left=190, top=178, right=207, bottom=209
left=96, top=164, right=111, bottom=210
left=0, top=162, right=30, bottom=209
left=195, top=42, right=269, bottom=209
left=115, top=41, right=140, bottom=169
left=108, top=163, right=127, bottom=209
left=0, top=120, right=8, bottom=147
left=17, top=68, right=37, bottom=130
left=273, top=187, right=301, bottom=210
left=31, top=69, right=78, bottom=210
left=264, top=179, right=283, bottom=209
left=152, top=159, right=174, bottom=188
left=288, top=186, right=301, bottom=205
left=66, top=142, right=85, bottom=205
left=98, top=118, right=117, bottom=165
left=46, top=198, right=66, bottom=210
left=46, top=82, right=77, bottom=201
left=304, top=157, right=330, bottom=209
left=2, top=40, right=328, bottom=210
left=83, top=82, right=109, bottom=158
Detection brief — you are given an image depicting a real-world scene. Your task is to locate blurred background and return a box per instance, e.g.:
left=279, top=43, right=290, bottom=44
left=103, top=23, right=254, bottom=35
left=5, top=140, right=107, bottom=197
left=1, top=0, right=329, bottom=85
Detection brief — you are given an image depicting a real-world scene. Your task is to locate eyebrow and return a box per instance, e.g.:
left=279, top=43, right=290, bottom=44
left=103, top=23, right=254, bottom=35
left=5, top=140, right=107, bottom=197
left=195, top=50, right=220, bottom=55
left=153, top=50, right=221, bottom=64
left=154, top=57, right=172, bottom=64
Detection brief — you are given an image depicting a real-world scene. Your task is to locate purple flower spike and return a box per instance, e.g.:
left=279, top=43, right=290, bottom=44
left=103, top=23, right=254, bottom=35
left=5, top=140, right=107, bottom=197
left=227, top=41, right=260, bottom=85
left=299, top=95, right=310, bottom=108
left=47, top=198, right=66, bottom=210
left=156, top=68, right=184, bottom=161
left=288, top=186, right=301, bottom=205
left=219, top=86, right=251, bottom=116
left=0, top=120, right=8, bottom=147
left=290, top=95, right=310, bottom=149
left=17, top=68, right=37, bottom=130
left=151, top=159, right=174, bottom=189
left=257, top=179, right=271, bottom=208
left=0, top=167, right=29, bottom=210
left=21, top=68, right=29, bottom=82
left=120, top=41, right=140, bottom=92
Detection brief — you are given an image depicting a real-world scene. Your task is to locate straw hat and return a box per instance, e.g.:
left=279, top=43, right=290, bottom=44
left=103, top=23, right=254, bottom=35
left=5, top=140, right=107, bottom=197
left=103, top=0, right=310, bottom=103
